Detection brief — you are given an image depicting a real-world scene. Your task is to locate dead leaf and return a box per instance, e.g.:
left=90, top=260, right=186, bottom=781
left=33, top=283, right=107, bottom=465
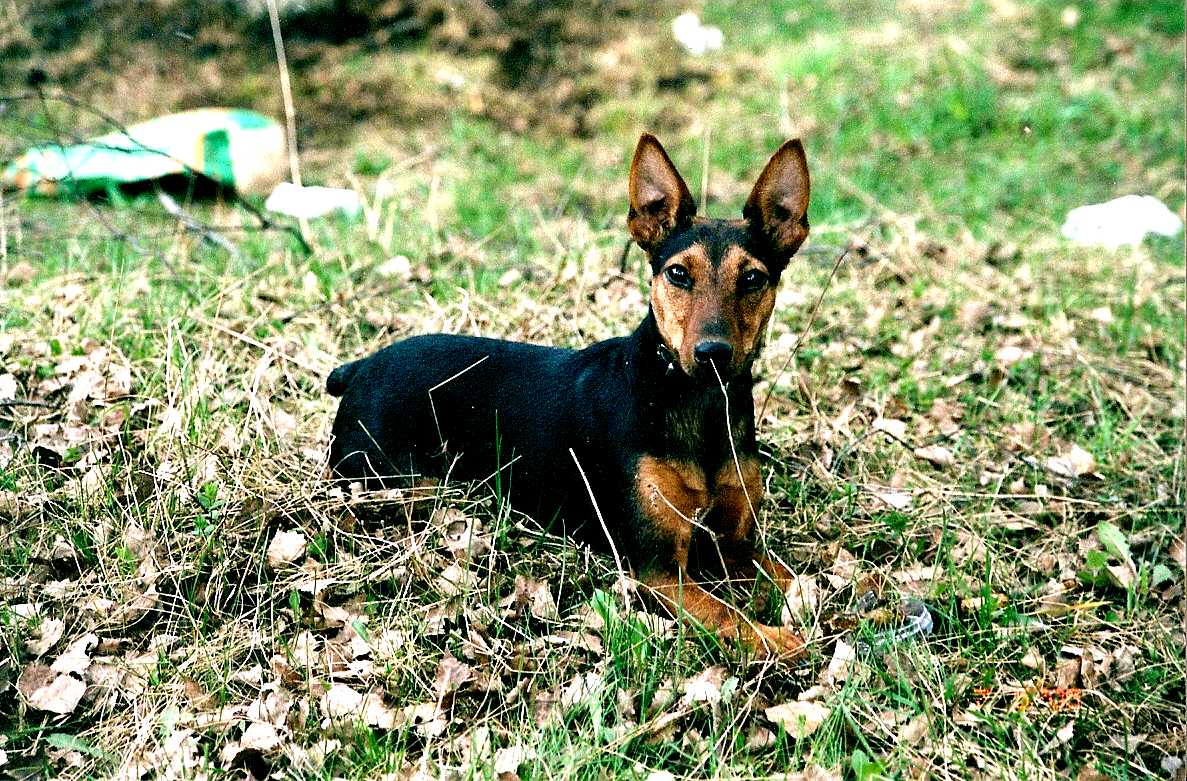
left=376, top=255, right=412, bottom=280
left=400, top=701, right=446, bottom=737
left=825, top=547, right=859, bottom=589
left=358, top=692, right=399, bottom=729
left=1045, top=444, right=1095, bottom=478
left=790, top=766, right=842, bottom=781
left=1080, top=654, right=1098, bottom=690
left=18, top=663, right=86, bottom=714
left=1106, top=561, right=1137, bottom=589
left=561, top=672, right=604, bottom=711
left=746, top=725, right=776, bottom=750
left=240, top=721, right=282, bottom=752
left=25, top=618, right=65, bottom=657
left=271, top=407, right=297, bottom=439
left=994, top=344, right=1031, bottom=366
left=681, top=666, right=727, bottom=705
left=914, top=444, right=955, bottom=468
left=1169, top=537, right=1185, bottom=571
left=797, top=685, right=829, bottom=702
left=1109, top=644, right=1139, bottom=685
left=781, top=574, right=820, bottom=626
left=872, top=417, right=909, bottom=440
left=368, top=628, right=407, bottom=660
left=267, top=529, right=307, bottom=568
left=320, top=683, right=363, bottom=720
left=434, top=654, right=474, bottom=699
left=1054, top=657, right=1080, bottom=689
left=869, top=486, right=913, bottom=510
left=898, top=714, right=930, bottom=745
left=961, top=593, right=1006, bottom=613
left=893, top=565, right=937, bottom=586
left=547, top=631, right=603, bottom=655
left=440, top=511, right=492, bottom=560
left=288, top=740, right=340, bottom=772
left=1020, top=647, right=1043, bottom=670
left=765, top=700, right=831, bottom=739
left=52, top=633, right=97, bottom=676
left=495, top=744, right=534, bottom=776
left=458, top=725, right=494, bottom=768
left=320, top=684, right=397, bottom=729
left=994, top=313, right=1033, bottom=331
left=822, top=639, right=856, bottom=686
left=436, top=562, right=477, bottom=597
left=509, top=575, right=559, bottom=621
left=927, top=398, right=963, bottom=437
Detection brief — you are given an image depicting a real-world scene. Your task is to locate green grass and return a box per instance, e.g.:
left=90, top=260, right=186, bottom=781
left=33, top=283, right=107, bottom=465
left=0, top=0, right=1184, bottom=779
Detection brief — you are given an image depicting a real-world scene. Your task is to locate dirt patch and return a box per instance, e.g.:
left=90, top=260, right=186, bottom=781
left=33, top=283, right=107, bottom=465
left=2, top=0, right=677, bottom=147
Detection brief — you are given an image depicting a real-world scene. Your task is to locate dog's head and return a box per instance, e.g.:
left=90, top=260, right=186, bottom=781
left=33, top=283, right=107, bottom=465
left=628, top=134, right=810, bottom=382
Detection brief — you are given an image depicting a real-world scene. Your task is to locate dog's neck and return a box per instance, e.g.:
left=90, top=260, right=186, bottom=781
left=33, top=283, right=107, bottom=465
left=627, top=311, right=756, bottom=463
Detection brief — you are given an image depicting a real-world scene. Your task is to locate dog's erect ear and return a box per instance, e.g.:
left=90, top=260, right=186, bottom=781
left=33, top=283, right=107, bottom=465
left=744, top=139, right=810, bottom=260
left=628, top=133, right=697, bottom=251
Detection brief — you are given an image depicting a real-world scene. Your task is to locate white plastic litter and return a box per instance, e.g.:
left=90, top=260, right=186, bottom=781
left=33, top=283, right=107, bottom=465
left=1060, top=195, right=1183, bottom=249
left=672, top=12, right=723, bottom=56
left=264, top=182, right=362, bottom=219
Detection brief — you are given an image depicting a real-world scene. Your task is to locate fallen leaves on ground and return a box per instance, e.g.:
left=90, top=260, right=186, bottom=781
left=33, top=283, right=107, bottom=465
left=267, top=529, right=308, bottom=568
left=765, top=700, right=831, bottom=739
left=1045, top=444, right=1097, bottom=479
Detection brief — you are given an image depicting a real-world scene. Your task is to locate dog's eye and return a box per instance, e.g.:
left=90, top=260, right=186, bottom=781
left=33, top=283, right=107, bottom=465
left=664, top=265, right=692, bottom=288
left=739, top=269, right=769, bottom=292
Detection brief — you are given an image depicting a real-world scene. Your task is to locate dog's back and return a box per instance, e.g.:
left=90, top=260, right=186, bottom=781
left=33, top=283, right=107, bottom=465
left=327, top=333, right=637, bottom=534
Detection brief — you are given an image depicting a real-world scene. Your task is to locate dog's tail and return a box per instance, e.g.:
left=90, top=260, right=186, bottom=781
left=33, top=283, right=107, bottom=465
left=325, top=359, right=362, bottom=397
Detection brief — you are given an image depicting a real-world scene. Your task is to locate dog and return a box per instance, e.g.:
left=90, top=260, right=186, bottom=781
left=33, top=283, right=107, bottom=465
left=327, top=134, right=811, bottom=658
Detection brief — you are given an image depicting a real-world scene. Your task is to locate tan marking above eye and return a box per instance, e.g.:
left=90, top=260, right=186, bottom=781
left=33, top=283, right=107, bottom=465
left=662, top=246, right=711, bottom=282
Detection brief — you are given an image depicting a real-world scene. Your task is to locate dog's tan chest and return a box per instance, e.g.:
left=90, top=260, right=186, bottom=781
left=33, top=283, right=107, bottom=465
left=633, top=455, right=764, bottom=566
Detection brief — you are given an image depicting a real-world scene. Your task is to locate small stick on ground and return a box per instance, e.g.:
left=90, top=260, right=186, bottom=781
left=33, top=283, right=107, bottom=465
left=266, top=0, right=310, bottom=245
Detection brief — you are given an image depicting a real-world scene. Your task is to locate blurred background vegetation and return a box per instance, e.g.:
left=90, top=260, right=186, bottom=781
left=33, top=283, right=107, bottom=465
left=3, top=0, right=1183, bottom=260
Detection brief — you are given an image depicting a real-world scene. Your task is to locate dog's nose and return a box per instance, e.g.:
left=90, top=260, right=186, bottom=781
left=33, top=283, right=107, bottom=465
left=693, top=340, right=733, bottom=367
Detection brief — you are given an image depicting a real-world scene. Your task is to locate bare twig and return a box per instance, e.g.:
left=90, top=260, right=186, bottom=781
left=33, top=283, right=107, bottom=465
left=265, top=0, right=310, bottom=246
left=0, top=399, right=55, bottom=409
left=265, top=0, right=302, bottom=189
left=618, top=239, right=633, bottom=273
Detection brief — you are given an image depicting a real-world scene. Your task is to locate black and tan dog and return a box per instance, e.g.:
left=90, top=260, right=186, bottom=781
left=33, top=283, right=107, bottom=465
left=327, top=134, right=810, bottom=658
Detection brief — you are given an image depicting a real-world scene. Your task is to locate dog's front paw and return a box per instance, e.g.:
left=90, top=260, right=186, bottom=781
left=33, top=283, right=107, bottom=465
left=742, top=623, right=806, bottom=661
